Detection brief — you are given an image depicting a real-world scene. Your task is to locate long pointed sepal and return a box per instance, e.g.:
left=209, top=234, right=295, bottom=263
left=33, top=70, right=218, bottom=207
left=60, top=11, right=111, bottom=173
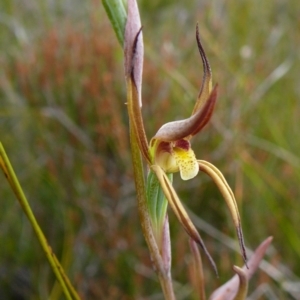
left=198, top=160, right=248, bottom=266
left=152, top=85, right=217, bottom=143
left=192, top=23, right=213, bottom=115
left=151, top=165, right=218, bottom=275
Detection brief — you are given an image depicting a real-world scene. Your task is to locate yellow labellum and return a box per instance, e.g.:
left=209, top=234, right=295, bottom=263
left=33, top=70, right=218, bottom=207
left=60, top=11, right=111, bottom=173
left=173, top=147, right=199, bottom=180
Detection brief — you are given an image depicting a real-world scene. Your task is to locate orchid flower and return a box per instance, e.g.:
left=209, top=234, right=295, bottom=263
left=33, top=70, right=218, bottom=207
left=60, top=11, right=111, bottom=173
left=124, top=0, right=247, bottom=274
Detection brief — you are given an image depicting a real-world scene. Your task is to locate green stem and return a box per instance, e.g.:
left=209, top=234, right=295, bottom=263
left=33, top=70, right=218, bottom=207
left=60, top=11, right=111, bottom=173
left=0, top=143, right=80, bottom=300
left=129, top=127, right=175, bottom=300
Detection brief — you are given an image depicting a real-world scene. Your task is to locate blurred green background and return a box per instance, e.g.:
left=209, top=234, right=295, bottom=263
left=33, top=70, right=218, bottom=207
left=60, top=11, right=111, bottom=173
left=0, top=0, right=299, bottom=299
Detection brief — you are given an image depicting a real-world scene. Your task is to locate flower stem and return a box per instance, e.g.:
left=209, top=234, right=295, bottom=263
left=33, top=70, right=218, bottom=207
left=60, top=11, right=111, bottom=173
left=129, top=127, right=175, bottom=300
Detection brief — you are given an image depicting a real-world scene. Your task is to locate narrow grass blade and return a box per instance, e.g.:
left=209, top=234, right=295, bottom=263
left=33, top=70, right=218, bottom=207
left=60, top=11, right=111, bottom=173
left=0, top=143, right=80, bottom=300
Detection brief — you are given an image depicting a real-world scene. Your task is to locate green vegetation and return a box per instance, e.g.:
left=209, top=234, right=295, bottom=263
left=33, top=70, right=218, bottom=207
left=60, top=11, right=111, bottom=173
left=0, top=0, right=299, bottom=299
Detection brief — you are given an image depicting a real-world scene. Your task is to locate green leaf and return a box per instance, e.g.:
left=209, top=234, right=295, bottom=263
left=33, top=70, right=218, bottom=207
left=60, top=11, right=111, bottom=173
left=146, top=170, right=172, bottom=238
left=102, top=0, right=127, bottom=46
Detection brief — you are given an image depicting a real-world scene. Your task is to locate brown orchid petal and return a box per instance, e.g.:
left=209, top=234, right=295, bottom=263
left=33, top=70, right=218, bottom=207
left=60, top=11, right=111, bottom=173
left=209, top=237, right=273, bottom=300
left=192, top=23, right=213, bottom=115
left=153, top=85, right=217, bottom=142
left=124, top=0, right=143, bottom=107
left=151, top=165, right=218, bottom=275
left=198, top=160, right=248, bottom=265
